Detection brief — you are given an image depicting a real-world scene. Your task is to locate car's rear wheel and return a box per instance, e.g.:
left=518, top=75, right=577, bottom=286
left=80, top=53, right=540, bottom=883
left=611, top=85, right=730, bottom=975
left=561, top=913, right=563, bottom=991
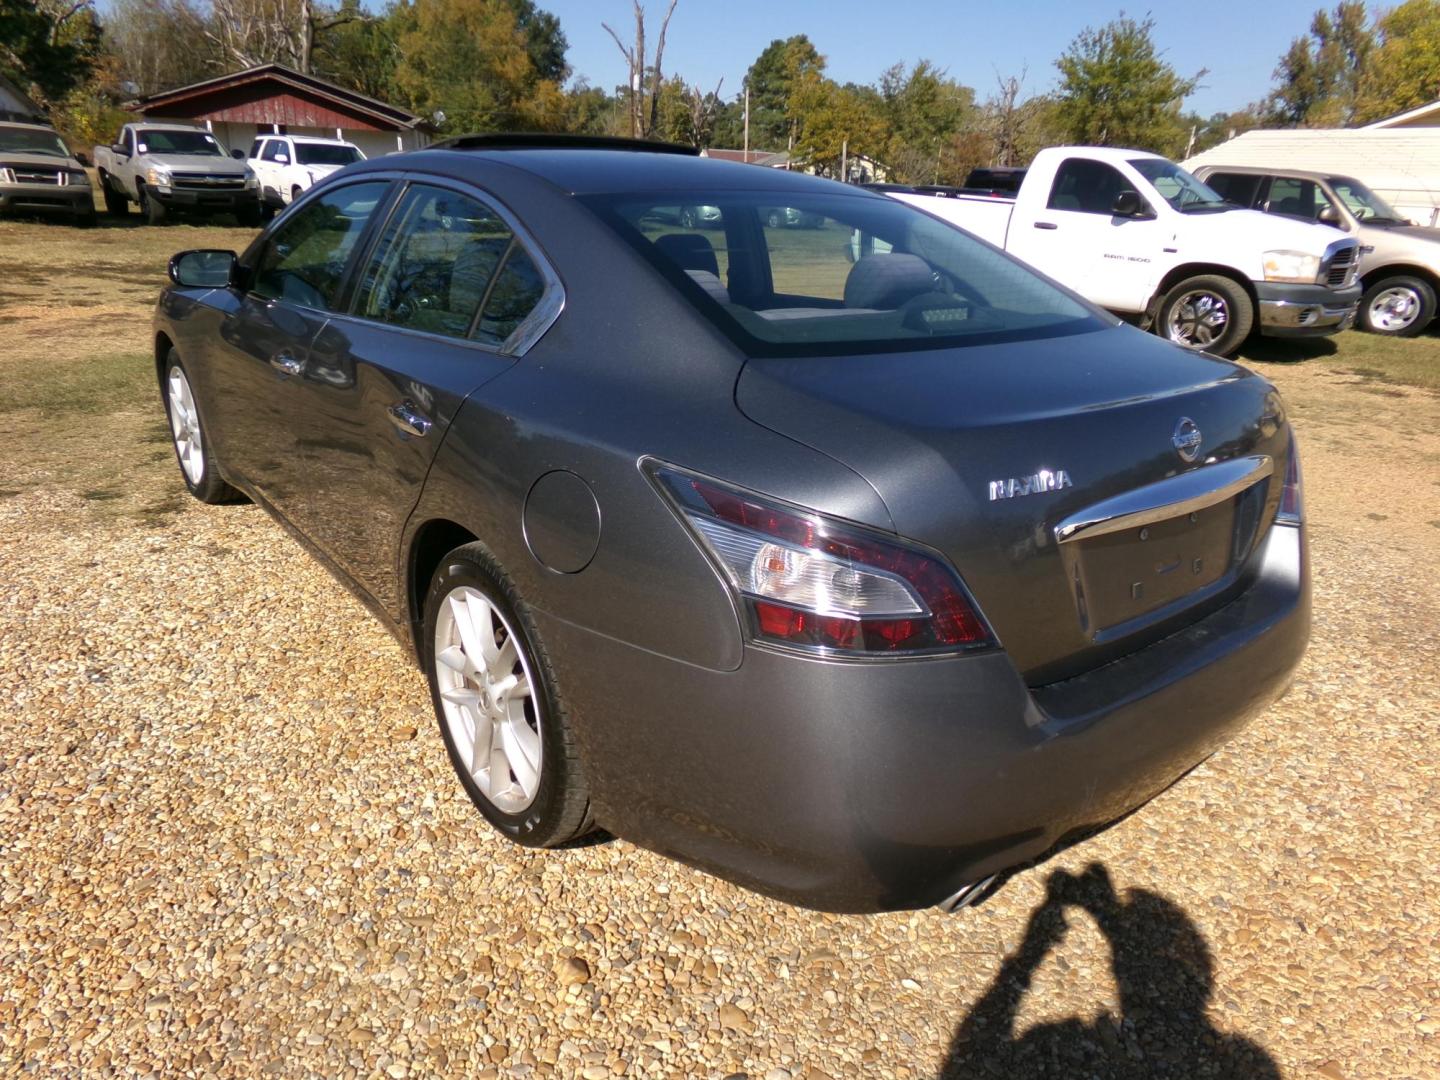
left=291, top=185, right=304, bottom=204
left=1360, top=275, right=1436, bottom=337
left=163, top=352, right=241, bottom=504
left=1157, top=274, right=1253, bottom=356
left=679, top=207, right=696, bottom=228
left=424, top=545, right=593, bottom=847
left=101, top=175, right=127, bottom=216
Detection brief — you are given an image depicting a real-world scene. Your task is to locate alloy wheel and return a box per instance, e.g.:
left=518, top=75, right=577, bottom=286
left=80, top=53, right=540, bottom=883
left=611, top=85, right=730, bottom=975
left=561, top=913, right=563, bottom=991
left=1366, top=286, right=1421, bottom=333
left=1166, top=289, right=1229, bottom=348
left=167, top=367, right=205, bottom=485
left=433, top=586, right=543, bottom=814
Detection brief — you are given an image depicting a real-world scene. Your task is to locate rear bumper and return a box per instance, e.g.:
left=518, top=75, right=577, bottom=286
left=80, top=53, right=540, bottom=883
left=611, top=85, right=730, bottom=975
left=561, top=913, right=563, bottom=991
left=537, top=522, right=1311, bottom=912
left=0, top=184, right=92, bottom=215
left=1256, top=281, right=1361, bottom=337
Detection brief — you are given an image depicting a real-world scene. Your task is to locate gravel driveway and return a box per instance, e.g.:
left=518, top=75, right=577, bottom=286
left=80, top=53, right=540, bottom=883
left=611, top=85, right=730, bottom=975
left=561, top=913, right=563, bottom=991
left=2, top=224, right=1438, bottom=1078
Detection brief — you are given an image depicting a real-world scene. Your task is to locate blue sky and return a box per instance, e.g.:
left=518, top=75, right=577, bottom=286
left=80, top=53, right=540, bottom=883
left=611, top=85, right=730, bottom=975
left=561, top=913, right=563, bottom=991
left=541, top=0, right=1321, bottom=117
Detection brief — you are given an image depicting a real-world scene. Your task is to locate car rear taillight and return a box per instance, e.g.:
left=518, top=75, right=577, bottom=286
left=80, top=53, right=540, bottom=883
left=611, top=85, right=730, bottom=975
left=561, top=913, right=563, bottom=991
left=1277, top=435, right=1303, bottom=526
left=649, top=464, right=994, bottom=657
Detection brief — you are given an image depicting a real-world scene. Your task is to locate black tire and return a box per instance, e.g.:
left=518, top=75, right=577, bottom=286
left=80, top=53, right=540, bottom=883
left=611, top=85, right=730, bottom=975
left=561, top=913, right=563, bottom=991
left=291, top=185, right=304, bottom=205
left=1359, top=275, right=1436, bottom=337
left=766, top=209, right=783, bottom=228
left=423, top=544, right=594, bottom=848
left=679, top=207, right=696, bottom=229
left=236, top=201, right=262, bottom=227
left=74, top=207, right=98, bottom=228
left=1156, top=274, right=1253, bottom=357
left=101, top=174, right=128, bottom=216
left=138, top=183, right=167, bottom=225
left=259, top=201, right=276, bottom=222
left=161, top=351, right=243, bottom=504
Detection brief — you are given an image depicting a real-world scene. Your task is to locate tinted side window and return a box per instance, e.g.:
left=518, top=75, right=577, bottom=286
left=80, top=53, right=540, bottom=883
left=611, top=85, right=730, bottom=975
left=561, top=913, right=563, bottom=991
left=248, top=139, right=263, bottom=159
left=262, top=140, right=287, bottom=162
left=250, top=181, right=390, bottom=310
left=1205, top=172, right=1262, bottom=208
left=1047, top=159, right=1131, bottom=215
left=355, top=184, right=516, bottom=340
left=1265, top=177, right=1334, bottom=222
left=475, top=247, right=545, bottom=345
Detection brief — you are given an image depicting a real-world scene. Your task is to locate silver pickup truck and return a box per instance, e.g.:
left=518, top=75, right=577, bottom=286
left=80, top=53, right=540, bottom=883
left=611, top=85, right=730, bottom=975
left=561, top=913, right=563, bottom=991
left=93, top=123, right=260, bottom=225
left=1195, top=165, right=1440, bottom=338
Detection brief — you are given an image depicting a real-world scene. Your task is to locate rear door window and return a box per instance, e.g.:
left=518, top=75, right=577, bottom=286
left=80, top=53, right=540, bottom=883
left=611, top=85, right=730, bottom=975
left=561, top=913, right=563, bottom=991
left=250, top=180, right=391, bottom=310
left=352, top=183, right=542, bottom=343
left=1204, top=172, right=1263, bottom=208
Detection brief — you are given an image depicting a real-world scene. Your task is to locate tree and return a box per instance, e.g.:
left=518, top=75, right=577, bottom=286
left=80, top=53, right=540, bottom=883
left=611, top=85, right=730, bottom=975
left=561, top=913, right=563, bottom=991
left=1, top=0, right=102, bottom=105
left=1356, top=0, right=1440, bottom=122
left=390, top=0, right=569, bottom=133
left=1266, top=2, right=1374, bottom=126
left=787, top=66, right=884, bottom=177
left=742, top=34, right=822, bottom=149
left=1054, top=14, right=1202, bottom=154
left=312, top=0, right=399, bottom=99
left=877, top=60, right=976, bottom=184
left=101, top=0, right=216, bottom=96
left=601, top=0, right=677, bottom=138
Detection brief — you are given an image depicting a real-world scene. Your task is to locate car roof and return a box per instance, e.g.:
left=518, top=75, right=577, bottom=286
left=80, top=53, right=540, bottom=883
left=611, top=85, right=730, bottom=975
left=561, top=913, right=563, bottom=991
left=0, top=120, right=62, bottom=133
left=379, top=146, right=874, bottom=198
left=1194, top=164, right=1350, bottom=184
left=274, top=134, right=356, bottom=145
left=132, top=122, right=211, bottom=132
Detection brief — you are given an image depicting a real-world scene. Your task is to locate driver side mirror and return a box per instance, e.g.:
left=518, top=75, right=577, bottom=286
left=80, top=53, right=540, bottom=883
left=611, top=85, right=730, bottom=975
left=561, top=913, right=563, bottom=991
left=274, top=153, right=289, bottom=164
left=1317, top=205, right=1341, bottom=226
left=230, top=148, right=244, bottom=160
left=1111, top=190, right=1147, bottom=218
left=169, top=249, right=238, bottom=289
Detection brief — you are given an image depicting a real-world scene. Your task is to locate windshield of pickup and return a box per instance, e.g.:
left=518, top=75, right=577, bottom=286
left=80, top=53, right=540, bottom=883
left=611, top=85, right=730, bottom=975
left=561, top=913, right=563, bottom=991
left=136, top=129, right=224, bottom=156
left=586, top=190, right=1103, bottom=357
left=1330, top=177, right=1407, bottom=224
left=0, top=126, right=69, bottom=157
left=1128, top=159, right=1229, bottom=212
left=295, top=143, right=362, bottom=166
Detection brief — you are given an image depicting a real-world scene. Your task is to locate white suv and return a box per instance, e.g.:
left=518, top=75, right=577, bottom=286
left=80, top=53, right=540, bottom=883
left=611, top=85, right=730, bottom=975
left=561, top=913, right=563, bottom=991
left=246, top=134, right=365, bottom=215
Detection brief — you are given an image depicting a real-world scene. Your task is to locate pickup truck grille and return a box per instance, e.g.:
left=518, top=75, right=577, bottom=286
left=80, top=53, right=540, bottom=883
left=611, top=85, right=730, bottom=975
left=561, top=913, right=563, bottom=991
left=1323, top=244, right=1357, bottom=287
left=172, top=174, right=246, bottom=190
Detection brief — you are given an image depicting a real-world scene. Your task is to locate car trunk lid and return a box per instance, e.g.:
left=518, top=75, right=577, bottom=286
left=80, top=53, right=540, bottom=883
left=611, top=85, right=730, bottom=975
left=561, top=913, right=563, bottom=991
left=735, top=324, right=1287, bottom=683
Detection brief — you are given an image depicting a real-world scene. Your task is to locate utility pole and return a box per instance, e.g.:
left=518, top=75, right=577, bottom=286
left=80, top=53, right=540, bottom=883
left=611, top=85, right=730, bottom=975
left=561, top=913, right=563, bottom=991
left=840, top=139, right=847, bottom=184
left=743, top=85, right=749, bottom=157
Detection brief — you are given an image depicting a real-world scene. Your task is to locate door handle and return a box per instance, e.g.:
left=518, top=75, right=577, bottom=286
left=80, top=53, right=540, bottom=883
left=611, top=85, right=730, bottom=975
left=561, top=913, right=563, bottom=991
left=270, top=352, right=304, bottom=376
left=388, top=400, right=432, bottom=438
left=1033, top=222, right=1059, bottom=231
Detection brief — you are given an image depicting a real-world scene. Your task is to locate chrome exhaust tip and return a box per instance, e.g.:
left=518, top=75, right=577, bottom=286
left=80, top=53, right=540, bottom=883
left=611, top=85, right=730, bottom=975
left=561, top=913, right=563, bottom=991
left=936, top=873, right=1001, bottom=913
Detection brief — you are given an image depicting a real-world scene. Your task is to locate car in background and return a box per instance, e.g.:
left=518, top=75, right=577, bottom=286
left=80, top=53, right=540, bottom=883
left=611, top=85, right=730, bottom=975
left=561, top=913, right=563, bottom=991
left=153, top=135, right=1310, bottom=913
left=0, top=121, right=94, bottom=225
left=94, top=123, right=260, bottom=225
left=1194, top=164, right=1440, bottom=338
left=760, top=205, right=826, bottom=229
left=678, top=203, right=722, bottom=228
left=245, top=134, right=365, bottom=215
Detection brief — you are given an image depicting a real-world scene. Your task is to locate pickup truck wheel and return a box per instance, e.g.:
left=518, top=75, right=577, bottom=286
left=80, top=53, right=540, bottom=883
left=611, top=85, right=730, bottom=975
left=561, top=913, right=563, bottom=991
left=291, top=185, right=304, bottom=204
left=101, top=176, right=127, bottom=216
left=73, top=207, right=97, bottom=228
left=1158, top=275, right=1253, bottom=356
left=163, top=352, right=242, bottom=504
left=138, top=183, right=168, bottom=225
left=423, top=545, right=594, bottom=848
left=236, top=203, right=262, bottom=227
left=1360, top=276, right=1436, bottom=337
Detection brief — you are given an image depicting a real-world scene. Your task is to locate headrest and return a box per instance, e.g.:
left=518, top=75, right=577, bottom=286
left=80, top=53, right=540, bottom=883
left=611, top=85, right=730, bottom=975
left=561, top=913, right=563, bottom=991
left=654, top=233, right=720, bottom=277
left=843, top=253, right=935, bottom=309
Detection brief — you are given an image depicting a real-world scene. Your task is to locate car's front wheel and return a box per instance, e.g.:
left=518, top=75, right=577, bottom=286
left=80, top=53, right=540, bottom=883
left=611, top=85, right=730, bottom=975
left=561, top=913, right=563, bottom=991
left=163, top=352, right=241, bottom=504
left=423, top=545, right=593, bottom=847
left=1360, top=275, right=1436, bottom=337
left=100, top=175, right=127, bottom=216
left=1157, top=274, right=1253, bottom=356
left=138, top=183, right=167, bottom=225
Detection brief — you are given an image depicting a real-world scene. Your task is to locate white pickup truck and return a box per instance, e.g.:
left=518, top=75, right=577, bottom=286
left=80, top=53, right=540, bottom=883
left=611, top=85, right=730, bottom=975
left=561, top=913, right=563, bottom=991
left=880, top=147, right=1363, bottom=357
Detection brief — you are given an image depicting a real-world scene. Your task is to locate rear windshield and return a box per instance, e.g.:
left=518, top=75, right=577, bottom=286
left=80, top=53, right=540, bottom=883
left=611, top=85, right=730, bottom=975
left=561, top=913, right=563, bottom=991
left=583, top=190, right=1104, bottom=357
left=296, top=143, right=362, bottom=166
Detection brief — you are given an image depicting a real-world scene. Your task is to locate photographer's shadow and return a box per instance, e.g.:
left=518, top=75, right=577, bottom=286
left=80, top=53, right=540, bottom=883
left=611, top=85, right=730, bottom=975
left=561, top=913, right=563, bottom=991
left=939, top=864, right=1281, bottom=1079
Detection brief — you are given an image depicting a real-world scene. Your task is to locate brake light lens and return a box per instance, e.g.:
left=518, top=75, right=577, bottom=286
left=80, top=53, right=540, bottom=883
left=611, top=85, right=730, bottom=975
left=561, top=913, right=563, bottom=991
left=1277, top=435, right=1303, bottom=526
left=650, top=464, right=993, bottom=656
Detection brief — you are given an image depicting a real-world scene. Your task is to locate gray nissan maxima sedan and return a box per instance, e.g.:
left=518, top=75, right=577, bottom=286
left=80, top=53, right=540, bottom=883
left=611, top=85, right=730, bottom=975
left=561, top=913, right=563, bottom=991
left=155, top=135, right=1309, bottom=913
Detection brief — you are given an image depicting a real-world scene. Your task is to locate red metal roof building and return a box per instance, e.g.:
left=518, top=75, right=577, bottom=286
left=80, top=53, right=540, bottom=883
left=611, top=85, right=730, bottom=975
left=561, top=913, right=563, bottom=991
left=127, top=64, right=435, bottom=159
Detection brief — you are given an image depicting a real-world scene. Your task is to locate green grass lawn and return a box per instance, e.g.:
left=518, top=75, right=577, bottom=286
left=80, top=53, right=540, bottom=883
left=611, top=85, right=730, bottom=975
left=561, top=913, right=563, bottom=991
left=1238, top=328, right=1439, bottom=392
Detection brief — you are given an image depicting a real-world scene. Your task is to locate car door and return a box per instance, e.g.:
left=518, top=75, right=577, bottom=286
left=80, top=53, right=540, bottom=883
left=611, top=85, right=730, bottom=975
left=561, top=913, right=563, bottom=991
left=259, top=138, right=292, bottom=202
left=202, top=178, right=395, bottom=508
left=274, top=177, right=559, bottom=614
left=1007, top=157, right=1161, bottom=312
